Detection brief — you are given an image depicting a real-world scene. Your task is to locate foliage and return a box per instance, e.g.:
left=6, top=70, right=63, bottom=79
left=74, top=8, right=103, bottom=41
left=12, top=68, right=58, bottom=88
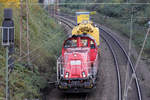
left=60, top=0, right=150, bottom=58
left=0, top=1, right=65, bottom=99
left=0, top=0, right=20, bottom=7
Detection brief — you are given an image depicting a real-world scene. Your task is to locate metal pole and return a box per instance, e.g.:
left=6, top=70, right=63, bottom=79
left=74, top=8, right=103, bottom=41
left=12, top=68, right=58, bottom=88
left=134, top=26, right=150, bottom=70
left=54, top=0, right=56, bottom=16
left=57, top=0, right=59, bottom=15
left=5, top=46, right=9, bottom=100
left=26, top=0, right=30, bottom=65
left=123, top=8, right=133, bottom=100
left=126, top=21, right=150, bottom=99
left=85, top=0, right=87, bottom=10
left=20, top=0, right=23, bottom=56
left=48, top=0, right=50, bottom=15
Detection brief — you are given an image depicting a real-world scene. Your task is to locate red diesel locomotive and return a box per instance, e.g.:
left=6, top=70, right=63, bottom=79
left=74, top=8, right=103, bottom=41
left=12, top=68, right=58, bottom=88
left=57, top=35, right=99, bottom=93
left=57, top=12, right=100, bottom=93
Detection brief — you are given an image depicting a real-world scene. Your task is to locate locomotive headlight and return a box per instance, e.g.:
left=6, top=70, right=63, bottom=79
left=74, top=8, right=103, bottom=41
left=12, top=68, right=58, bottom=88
left=74, top=54, right=77, bottom=57
left=82, top=72, right=86, bottom=78
left=65, top=72, right=69, bottom=78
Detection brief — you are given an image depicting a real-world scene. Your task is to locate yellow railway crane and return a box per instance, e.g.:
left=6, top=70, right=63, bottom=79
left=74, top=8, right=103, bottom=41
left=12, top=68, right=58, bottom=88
left=72, top=12, right=100, bottom=46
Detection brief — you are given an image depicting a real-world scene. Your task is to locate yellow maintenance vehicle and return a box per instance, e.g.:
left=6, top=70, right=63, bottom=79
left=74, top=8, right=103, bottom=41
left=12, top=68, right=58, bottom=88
left=72, top=12, right=100, bottom=46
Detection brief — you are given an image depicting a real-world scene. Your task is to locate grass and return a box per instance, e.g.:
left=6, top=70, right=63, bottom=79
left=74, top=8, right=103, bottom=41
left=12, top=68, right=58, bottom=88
left=0, top=2, right=66, bottom=99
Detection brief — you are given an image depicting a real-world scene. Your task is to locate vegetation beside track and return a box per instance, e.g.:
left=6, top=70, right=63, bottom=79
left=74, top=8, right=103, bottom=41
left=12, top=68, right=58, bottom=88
left=0, top=1, right=65, bottom=99
left=60, top=0, right=150, bottom=61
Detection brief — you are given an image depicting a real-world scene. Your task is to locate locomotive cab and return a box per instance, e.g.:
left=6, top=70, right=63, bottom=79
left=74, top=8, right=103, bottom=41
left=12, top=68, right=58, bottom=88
left=57, top=35, right=99, bottom=93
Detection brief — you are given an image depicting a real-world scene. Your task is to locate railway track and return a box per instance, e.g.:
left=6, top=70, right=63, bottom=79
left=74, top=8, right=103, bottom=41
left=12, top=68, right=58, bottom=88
left=99, top=25, right=142, bottom=100
left=54, top=15, right=142, bottom=100
left=64, top=94, right=88, bottom=100
left=54, top=16, right=90, bottom=100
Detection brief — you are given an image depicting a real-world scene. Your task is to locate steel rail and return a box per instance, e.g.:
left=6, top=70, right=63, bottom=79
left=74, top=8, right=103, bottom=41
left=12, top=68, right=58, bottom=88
left=55, top=15, right=122, bottom=100
left=100, top=34, right=122, bottom=100
left=98, top=26, right=142, bottom=100
left=55, top=16, right=90, bottom=100
left=55, top=15, right=142, bottom=100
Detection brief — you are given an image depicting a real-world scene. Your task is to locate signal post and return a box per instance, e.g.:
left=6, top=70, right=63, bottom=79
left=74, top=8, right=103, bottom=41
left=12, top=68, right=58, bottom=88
left=1, top=8, right=15, bottom=100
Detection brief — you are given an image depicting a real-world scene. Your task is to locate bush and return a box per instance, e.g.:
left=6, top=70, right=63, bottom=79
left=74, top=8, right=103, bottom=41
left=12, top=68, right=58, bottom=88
left=0, top=2, right=66, bottom=99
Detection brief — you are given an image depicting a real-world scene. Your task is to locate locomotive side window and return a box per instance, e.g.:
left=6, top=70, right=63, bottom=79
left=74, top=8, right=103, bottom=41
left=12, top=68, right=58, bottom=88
left=64, top=40, right=71, bottom=48
left=64, top=39, right=77, bottom=48
left=72, top=39, right=77, bottom=47
left=81, top=39, right=88, bottom=47
left=90, top=41, right=95, bottom=49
